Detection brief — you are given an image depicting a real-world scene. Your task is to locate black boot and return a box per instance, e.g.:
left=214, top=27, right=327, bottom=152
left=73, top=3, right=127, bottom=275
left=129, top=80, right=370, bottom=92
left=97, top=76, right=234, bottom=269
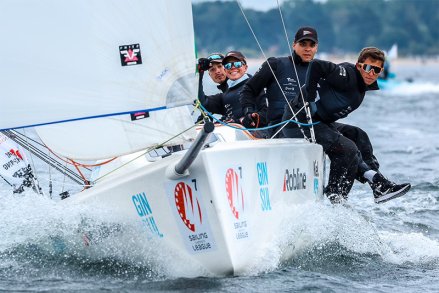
left=324, top=186, right=347, bottom=204
left=370, top=173, right=411, bottom=204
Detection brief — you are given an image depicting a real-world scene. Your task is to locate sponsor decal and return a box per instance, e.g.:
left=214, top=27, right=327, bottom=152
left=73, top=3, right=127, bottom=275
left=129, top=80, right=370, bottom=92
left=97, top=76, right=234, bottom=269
left=167, top=180, right=216, bottom=253
left=130, top=111, right=149, bottom=121
left=132, top=192, right=163, bottom=238
left=0, top=133, right=39, bottom=194
left=313, top=160, right=320, bottom=196
left=256, top=162, right=271, bottom=211
left=283, top=168, right=307, bottom=192
left=174, top=182, right=202, bottom=232
left=119, top=43, right=142, bottom=66
left=225, top=167, right=249, bottom=240
left=2, top=149, right=24, bottom=171
left=156, top=68, right=170, bottom=80
left=225, top=168, right=244, bottom=219
left=339, top=65, right=347, bottom=76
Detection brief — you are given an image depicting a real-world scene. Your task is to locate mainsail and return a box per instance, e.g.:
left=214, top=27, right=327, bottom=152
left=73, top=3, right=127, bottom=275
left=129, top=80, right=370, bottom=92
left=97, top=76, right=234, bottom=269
left=0, top=0, right=197, bottom=159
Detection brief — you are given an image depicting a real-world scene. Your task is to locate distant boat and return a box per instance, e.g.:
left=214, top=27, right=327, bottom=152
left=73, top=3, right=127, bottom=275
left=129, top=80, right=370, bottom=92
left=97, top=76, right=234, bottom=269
left=377, top=44, right=414, bottom=90
left=0, top=0, right=324, bottom=275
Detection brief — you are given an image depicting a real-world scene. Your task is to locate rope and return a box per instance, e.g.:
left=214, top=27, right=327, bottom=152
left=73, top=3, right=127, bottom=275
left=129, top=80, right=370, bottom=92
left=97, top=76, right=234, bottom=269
left=92, top=122, right=201, bottom=184
left=275, top=0, right=316, bottom=142
left=234, top=1, right=301, bottom=128
left=197, top=102, right=319, bottom=131
left=22, top=128, right=44, bottom=196
left=235, top=0, right=315, bottom=142
left=2, top=130, right=85, bottom=184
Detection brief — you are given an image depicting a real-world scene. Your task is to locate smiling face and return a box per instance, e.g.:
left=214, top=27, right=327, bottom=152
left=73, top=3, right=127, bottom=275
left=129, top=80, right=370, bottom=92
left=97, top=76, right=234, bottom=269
left=223, top=57, right=248, bottom=81
left=208, top=62, right=227, bottom=84
left=293, top=40, right=318, bottom=62
left=356, top=57, right=384, bottom=85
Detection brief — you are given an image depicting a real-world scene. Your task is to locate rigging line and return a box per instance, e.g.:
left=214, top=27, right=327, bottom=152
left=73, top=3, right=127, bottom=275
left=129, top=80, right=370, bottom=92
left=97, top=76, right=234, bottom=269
left=235, top=1, right=295, bottom=117
left=197, top=102, right=318, bottom=131
left=276, top=0, right=316, bottom=142
left=62, top=159, right=67, bottom=193
left=47, top=146, right=53, bottom=199
left=6, top=129, right=100, bottom=170
left=70, top=159, right=90, bottom=190
left=3, top=130, right=84, bottom=182
left=5, top=130, right=88, bottom=174
left=92, top=122, right=200, bottom=184
left=22, top=128, right=44, bottom=196
left=34, top=175, right=92, bottom=187
left=0, top=174, right=13, bottom=187
left=2, top=131, right=84, bottom=185
left=5, top=128, right=79, bottom=168
left=235, top=0, right=307, bottom=140
left=270, top=104, right=310, bottom=138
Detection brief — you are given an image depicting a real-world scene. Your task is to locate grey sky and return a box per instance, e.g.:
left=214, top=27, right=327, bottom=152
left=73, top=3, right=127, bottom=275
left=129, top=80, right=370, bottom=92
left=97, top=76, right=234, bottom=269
left=191, top=0, right=285, bottom=11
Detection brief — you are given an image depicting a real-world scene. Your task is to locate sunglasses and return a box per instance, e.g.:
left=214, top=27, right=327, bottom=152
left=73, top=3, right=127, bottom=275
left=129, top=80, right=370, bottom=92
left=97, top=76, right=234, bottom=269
left=358, top=63, right=383, bottom=75
left=224, top=61, right=245, bottom=70
left=208, top=54, right=224, bottom=61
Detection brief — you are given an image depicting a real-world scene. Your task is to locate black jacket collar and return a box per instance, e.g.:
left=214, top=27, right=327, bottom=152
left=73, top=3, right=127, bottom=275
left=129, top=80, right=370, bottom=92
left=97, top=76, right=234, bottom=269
left=292, top=51, right=308, bottom=65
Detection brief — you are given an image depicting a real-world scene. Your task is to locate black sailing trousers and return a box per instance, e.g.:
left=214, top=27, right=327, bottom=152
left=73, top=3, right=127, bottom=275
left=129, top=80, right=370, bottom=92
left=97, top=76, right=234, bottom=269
left=282, top=113, right=380, bottom=199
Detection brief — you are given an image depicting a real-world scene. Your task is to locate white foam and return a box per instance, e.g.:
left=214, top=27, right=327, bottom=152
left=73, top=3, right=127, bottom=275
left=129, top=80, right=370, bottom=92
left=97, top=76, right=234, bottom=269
left=384, top=82, right=439, bottom=96
left=379, top=231, right=439, bottom=264
left=2, top=187, right=438, bottom=277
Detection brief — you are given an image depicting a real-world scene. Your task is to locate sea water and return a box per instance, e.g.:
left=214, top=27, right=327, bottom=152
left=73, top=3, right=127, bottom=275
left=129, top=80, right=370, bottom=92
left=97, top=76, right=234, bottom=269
left=1, top=61, right=439, bottom=292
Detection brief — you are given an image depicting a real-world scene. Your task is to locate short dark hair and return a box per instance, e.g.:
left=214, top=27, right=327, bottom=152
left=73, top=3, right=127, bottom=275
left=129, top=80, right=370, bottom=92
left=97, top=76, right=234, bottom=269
left=357, top=47, right=385, bottom=66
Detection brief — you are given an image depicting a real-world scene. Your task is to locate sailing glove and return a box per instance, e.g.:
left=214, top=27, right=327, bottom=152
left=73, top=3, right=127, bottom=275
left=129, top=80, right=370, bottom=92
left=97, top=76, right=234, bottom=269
left=198, top=58, right=210, bottom=72
left=240, top=112, right=260, bottom=128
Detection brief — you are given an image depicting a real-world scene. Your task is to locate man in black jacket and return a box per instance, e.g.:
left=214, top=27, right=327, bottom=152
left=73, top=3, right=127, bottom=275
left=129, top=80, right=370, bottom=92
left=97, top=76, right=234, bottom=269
left=240, top=26, right=318, bottom=137
left=282, top=47, right=411, bottom=204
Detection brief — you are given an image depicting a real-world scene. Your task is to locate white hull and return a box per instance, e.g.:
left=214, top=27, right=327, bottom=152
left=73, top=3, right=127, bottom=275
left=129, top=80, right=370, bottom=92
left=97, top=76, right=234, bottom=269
left=66, top=128, right=325, bottom=275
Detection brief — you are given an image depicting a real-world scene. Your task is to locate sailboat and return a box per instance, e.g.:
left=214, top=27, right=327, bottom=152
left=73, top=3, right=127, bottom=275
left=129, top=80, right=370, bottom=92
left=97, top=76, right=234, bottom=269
left=0, top=0, right=324, bottom=275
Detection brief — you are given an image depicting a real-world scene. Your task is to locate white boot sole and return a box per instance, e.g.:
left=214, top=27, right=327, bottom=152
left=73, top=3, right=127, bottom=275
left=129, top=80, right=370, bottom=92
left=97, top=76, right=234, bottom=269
left=374, top=184, right=411, bottom=204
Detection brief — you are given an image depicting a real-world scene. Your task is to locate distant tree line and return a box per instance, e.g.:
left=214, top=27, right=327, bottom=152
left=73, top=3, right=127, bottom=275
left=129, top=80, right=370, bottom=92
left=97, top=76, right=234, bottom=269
left=192, top=0, right=439, bottom=57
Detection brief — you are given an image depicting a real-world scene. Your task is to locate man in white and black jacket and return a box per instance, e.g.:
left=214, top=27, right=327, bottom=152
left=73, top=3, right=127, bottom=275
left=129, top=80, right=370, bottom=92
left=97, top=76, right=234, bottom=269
left=198, top=51, right=268, bottom=133
left=282, top=47, right=411, bottom=204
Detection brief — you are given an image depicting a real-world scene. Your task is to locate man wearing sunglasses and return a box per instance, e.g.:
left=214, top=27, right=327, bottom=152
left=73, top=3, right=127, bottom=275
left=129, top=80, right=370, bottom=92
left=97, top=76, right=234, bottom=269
left=198, top=51, right=268, bottom=132
left=239, top=26, right=319, bottom=137
left=282, top=47, right=411, bottom=204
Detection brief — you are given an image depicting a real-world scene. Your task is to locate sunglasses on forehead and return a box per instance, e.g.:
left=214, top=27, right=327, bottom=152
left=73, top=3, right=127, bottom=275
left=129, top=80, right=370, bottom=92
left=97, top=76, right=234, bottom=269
left=224, top=61, right=245, bottom=70
left=208, top=54, right=224, bottom=61
left=358, top=63, right=383, bottom=75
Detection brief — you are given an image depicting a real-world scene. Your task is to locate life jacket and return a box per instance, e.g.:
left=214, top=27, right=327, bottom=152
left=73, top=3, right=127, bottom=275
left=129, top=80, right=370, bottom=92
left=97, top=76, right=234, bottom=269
left=221, top=78, right=248, bottom=121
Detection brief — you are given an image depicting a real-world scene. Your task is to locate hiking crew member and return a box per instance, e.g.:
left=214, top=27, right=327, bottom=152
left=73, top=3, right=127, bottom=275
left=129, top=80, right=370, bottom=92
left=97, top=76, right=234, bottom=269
left=282, top=47, right=411, bottom=204
left=198, top=51, right=268, bottom=130
left=239, top=26, right=318, bottom=137
left=196, top=53, right=228, bottom=123
left=204, top=53, right=228, bottom=93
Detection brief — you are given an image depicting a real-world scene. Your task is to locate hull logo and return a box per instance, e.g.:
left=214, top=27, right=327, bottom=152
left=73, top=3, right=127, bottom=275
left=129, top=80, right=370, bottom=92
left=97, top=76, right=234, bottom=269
left=225, top=168, right=244, bottom=219
left=174, top=182, right=202, bottom=232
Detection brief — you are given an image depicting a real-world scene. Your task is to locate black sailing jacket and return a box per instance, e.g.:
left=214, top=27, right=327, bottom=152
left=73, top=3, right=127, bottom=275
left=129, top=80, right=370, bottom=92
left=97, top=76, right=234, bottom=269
left=240, top=53, right=309, bottom=123
left=303, top=60, right=379, bottom=123
left=198, top=73, right=268, bottom=125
